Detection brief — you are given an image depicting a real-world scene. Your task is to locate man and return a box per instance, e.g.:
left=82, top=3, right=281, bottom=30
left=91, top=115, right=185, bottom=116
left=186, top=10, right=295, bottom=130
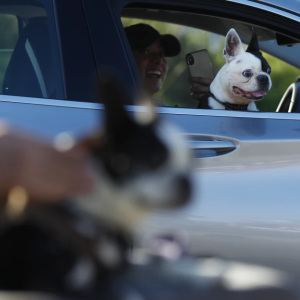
left=125, top=23, right=212, bottom=106
left=125, top=23, right=180, bottom=105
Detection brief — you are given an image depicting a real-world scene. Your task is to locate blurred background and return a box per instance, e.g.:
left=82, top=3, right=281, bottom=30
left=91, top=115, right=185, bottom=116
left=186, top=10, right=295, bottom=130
left=122, top=18, right=300, bottom=112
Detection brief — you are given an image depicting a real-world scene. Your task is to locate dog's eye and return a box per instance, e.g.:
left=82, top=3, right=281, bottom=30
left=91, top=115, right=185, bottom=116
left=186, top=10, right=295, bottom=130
left=242, top=69, right=252, bottom=77
left=267, top=67, right=271, bottom=74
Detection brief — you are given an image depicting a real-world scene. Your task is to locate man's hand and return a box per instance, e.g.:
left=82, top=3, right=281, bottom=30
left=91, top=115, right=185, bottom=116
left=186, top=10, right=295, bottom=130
left=0, top=127, right=93, bottom=201
left=189, top=77, right=213, bottom=100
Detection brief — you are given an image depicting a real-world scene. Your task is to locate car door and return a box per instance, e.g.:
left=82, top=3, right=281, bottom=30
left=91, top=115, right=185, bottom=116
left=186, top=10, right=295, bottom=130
left=0, top=0, right=118, bottom=141
left=83, top=0, right=300, bottom=293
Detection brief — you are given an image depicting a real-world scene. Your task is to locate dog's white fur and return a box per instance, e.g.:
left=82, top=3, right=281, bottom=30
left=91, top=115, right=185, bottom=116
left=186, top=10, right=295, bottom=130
left=75, top=119, right=191, bottom=231
left=209, top=28, right=272, bottom=111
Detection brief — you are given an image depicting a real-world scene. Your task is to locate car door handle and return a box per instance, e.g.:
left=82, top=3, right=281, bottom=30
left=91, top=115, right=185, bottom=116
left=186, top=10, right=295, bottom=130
left=188, top=139, right=236, bottom=158
left=188, top=140, right=236, bottom=150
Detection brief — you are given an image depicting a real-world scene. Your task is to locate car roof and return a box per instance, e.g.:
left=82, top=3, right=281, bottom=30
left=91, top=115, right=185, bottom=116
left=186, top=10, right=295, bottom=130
left=122, top=6, right=300, bottom=68
left=201, top=0, right=300, bottom=15
left=246, top=0, right=300, bottom=14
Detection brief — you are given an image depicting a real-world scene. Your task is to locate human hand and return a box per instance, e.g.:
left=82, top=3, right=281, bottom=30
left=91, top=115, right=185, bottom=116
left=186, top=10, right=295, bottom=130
left=0, top=124, right=93, bottom=201
left=189, top=77, right=213, bottom=100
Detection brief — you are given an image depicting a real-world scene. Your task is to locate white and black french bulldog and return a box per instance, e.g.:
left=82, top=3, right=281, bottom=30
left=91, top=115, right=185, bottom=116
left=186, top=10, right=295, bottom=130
left=199, top=28, right=272, bottom=111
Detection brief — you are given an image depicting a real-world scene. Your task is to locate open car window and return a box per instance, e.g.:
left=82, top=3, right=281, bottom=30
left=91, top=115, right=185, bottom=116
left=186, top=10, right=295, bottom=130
left=121, top=9, right=300, bottom=112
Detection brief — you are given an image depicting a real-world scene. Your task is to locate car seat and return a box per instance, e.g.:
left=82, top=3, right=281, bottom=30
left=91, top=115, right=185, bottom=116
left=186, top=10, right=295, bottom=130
left=2, top=22, right=56, bottom=99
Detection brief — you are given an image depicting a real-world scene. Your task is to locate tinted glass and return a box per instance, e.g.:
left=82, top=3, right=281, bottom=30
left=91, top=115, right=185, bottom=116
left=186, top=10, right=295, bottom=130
left=121, top=11, right=300, bottom=112
left=0, top=0, right=63, bottom=99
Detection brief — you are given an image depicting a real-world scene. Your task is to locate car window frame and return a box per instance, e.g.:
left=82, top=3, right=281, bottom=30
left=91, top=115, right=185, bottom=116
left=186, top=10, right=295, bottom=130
left=106, top=0, right=300, bottom=120
left=81, top=0, right=139, bottom=105
left=53, top=0, right=98, bottom=102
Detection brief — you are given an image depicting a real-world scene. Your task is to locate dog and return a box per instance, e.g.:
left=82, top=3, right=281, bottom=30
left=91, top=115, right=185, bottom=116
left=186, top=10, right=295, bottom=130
left=0, top=75, right=192, bottom=296
left=198, top=28, right=272, bottom=111
left=74, top=78, right=192, bottom=230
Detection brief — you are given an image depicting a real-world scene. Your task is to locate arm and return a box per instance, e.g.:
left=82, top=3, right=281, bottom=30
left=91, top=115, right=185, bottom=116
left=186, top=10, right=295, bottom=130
left=189, top=76, right=213, bottom=100
left=0, top=124, right=92, bottom=201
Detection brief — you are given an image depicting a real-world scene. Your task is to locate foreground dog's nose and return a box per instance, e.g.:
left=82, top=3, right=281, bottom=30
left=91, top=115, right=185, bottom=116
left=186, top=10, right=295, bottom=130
left=257, top=74, right=269, bottom=84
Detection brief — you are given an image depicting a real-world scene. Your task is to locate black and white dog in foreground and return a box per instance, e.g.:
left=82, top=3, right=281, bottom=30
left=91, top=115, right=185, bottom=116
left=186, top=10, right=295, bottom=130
left=199, top=28, right=272, bottom=111
left=0, top=75, right=192, bottom=296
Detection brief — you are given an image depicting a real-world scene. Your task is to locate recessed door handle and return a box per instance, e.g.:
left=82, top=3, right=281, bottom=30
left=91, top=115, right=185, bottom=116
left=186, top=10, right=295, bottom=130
left=188, top=140, right=236, bottom=150
left=188, top=140, right=236, bottom=158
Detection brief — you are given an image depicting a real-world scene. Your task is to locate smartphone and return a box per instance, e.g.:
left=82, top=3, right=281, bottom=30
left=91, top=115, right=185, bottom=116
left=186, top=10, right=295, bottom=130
left=186, top=49, right=214, bottom=86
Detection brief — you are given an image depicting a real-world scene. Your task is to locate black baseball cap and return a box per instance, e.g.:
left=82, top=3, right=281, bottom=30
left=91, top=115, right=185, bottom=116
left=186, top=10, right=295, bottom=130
left=124, top=23, right=181, bottom=57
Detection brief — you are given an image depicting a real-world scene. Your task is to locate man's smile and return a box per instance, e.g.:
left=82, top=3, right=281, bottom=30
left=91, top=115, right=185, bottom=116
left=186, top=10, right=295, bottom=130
left=146, top=69, right=162, bottom=78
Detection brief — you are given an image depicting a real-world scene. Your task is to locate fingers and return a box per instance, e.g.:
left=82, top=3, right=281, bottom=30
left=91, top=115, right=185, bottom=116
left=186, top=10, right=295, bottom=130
left=190, top=85, right=210, bottom=94
left=188, top=77, right=213, bottom=100
left=190, top=87, right=209, bottom=100
left=189, top=76, right=213, bottom=86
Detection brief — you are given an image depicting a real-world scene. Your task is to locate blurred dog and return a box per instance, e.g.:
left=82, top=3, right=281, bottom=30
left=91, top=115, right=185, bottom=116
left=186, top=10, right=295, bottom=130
left=199, top=28, right=272, bottom=111
left=75, top=76, right=192, bottom=230
left=0, top=76, right=192, bottom=295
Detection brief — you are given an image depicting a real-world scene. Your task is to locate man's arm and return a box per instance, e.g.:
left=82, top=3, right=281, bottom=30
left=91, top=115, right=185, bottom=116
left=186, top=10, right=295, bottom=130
left=0, top=125, right=92, bottom=201
left=189, top=76, right=213, bottom=100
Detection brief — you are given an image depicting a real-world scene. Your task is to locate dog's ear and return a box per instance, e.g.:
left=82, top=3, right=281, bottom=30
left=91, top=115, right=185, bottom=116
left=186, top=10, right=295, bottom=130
left=246, top=27, right=260, bottom=54
left=99, top=74, right=157, bottom=133
left=246, top=27, right=271, bottom=74
left=99, top=74, right=136, bottom=134
left=133, top=90, right=157, bottom=126
left=223, top=28, right=245, bottom=62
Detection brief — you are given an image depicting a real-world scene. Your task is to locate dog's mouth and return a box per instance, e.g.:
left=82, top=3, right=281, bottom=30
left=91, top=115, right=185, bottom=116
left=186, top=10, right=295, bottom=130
left=233, top=86, right=267, bottom=100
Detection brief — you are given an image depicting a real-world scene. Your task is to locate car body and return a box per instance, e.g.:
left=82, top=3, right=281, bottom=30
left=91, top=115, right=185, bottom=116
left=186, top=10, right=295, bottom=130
left=1, top=0, right=300, bottom=295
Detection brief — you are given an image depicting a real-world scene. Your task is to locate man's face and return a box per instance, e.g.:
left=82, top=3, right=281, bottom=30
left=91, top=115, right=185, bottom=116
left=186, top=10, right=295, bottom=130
left=133, top=41, right=168, bottom=97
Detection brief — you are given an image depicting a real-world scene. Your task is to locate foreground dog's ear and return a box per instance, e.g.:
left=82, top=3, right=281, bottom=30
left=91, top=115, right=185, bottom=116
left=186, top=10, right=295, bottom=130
left=99, top=75, right=135, bottom=134
left=134, top=91, right=157, bottom=126
left=99, top=74, right=157, bottom=131
left=223, top=28, right=245, bottom=62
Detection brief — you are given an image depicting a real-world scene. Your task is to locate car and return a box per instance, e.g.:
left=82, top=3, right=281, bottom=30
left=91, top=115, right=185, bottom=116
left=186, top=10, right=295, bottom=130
left=1, top=0, right=300, bottom=296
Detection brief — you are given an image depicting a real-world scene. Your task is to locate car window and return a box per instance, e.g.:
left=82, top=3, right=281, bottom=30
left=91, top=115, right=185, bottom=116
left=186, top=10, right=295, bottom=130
left=0, top=14, right=18, bottom=93
left=121, top=11, right=300, bottom=112
left=0, top=0, right=63, bottom=100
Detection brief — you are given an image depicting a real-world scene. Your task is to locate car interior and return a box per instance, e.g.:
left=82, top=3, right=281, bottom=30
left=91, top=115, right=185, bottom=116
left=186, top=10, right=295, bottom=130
left=121, top=7, right=300, bottom=112
left=0, top=1, right=58, bottom=100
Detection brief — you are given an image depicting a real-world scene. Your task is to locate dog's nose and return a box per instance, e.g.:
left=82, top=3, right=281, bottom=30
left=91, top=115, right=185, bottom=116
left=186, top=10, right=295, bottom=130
left=257, top=74, right=269, bottom=84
